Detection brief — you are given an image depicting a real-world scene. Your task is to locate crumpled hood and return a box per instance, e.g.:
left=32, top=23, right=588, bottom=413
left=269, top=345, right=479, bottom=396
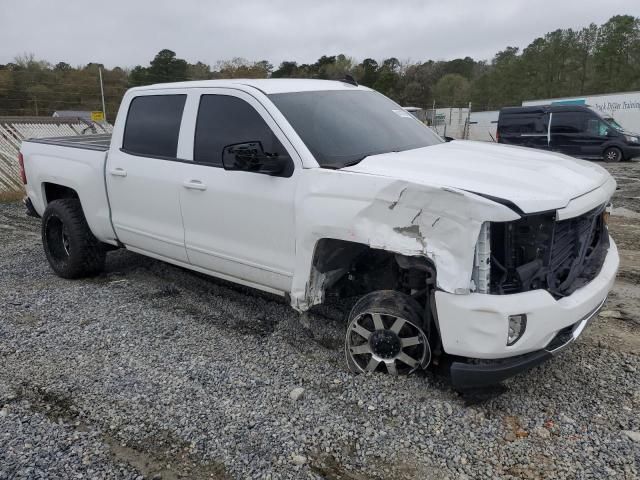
left=342, top=140, right=613, bottom=213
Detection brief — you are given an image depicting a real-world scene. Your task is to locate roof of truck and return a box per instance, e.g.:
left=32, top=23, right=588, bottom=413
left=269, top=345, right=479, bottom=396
left=130, top=78, right=370, bottom=95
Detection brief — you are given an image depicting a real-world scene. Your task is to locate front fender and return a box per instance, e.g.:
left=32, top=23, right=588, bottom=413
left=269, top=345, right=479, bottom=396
left=290, top=170, right=520, bottom=311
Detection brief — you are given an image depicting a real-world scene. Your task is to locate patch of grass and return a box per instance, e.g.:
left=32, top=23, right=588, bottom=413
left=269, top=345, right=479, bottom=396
left=0, top=188, right=24, bottom=203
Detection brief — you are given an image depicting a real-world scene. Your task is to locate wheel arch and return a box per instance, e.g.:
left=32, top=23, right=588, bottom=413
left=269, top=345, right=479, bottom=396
left=304, top=237, right=437, bottom=312
left=37, top=180, right=117, bottom=244
left=43, top=182, right=80, bottom=204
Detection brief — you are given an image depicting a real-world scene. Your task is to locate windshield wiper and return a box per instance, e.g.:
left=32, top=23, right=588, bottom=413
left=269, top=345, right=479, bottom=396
left=341, top=157, right=369, bottom=168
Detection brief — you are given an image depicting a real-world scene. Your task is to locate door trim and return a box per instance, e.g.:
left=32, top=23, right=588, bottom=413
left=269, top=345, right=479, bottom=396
left=114, top=223, right=185, bottom=247
left=185, top=243, right=294, bottom=277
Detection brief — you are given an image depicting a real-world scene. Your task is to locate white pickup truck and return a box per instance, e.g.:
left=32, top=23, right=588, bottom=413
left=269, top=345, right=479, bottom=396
left=19, top=79, right=619, bottom=388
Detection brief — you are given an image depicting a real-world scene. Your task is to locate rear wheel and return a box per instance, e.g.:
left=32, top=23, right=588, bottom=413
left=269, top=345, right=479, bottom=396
left=345, top=290, right=431, bottom=376
left=42, top=199, right=105, bottom=278
left=603, top=147, right=623, bottom=163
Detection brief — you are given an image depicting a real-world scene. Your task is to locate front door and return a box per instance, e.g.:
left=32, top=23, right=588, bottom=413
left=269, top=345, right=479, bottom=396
left=178, top=90, right=298, bottom=292
left=582, top=117, right=612, bottom=158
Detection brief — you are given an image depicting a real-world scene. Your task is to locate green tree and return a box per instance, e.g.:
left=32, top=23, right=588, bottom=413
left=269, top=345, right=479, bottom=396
left=356, top=58, right=379, bottom=86
left=187, top=61, right=212, bottom=80
left=271, top=61, right=298, bottom=78
left=592, top=15, right=640, bottom=91
left=146, top=49, right=188, bottom=84
left=373, top=57, right=401, bottom=96
left=213, top=58, right=271, bottom=78
left=433, top=73, right=470, bottom=106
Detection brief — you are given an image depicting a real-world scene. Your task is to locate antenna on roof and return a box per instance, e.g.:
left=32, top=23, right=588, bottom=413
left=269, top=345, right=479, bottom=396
left=341, top=74, right=358, bottom=87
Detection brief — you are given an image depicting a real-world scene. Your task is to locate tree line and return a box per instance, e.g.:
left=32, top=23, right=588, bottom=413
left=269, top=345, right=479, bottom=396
left=0, top=14, right=638, bottom=121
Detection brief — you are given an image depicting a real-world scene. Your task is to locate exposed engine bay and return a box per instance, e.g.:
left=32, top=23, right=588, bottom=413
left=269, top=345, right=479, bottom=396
left=489, top=203, right=609, bottom=298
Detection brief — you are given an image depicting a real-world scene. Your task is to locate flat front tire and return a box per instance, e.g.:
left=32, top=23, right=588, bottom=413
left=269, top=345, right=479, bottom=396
left=345, top=290, right=431, bottom=376
left=42, top=199, right=105, bottom=279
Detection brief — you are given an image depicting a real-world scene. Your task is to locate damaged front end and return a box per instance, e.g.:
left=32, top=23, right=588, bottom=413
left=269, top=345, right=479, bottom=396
left=291, top=178, right=522, bottom=312
left=485, top=203, right=610, bottom=298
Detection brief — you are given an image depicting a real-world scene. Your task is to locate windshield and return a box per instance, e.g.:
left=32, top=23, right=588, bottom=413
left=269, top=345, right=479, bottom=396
left=269, top=90, right=442, bottom=168
left=603, top=116, right=624, bottom=132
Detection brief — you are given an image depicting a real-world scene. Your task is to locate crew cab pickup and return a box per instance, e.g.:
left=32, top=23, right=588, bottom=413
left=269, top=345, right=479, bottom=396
left=19, top=79, right=619, bottom=388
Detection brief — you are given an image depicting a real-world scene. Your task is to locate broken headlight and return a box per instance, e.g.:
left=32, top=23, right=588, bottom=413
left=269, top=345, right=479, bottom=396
left=471, top=222, right=491, bottom=294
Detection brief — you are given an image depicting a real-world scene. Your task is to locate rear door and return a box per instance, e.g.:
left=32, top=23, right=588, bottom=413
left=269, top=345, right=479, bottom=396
left=106, top=92, right=189, bottom=262
left=498, top=112, right=549, bottom=150
left=178, top=89, right=299, bottom=293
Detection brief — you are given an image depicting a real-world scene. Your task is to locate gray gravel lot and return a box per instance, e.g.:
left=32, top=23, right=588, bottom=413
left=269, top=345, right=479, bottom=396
left=1, top=162, right=639, bottom=479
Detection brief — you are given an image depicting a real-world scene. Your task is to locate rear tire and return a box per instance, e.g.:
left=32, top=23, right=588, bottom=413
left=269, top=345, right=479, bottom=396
left=603, top=147, right=623, bottom=163
left=345, top=290, right=431, bottom=376
left=42, top=199, right=105, bottom=278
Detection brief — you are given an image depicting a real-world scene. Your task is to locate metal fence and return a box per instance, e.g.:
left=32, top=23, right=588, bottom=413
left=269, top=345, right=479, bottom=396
left=427, top=107, right=471, bottom=139
left=0, top=117, right=112, bottom=194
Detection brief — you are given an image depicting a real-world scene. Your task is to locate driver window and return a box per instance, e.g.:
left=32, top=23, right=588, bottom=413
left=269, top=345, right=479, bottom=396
left=586, top=119, right=609, bottom=137
left=598, top=121, right=609, bottom=137
left=194, top=94, right=288, bottom=167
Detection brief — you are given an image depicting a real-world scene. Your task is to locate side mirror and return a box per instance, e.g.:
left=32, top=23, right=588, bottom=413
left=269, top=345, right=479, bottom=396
left=443, top=136, right=455, bottom=142
left=222, top=141, right=288, bottom=176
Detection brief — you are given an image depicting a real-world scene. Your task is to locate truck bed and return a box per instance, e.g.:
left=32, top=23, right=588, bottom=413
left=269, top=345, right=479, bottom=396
left=21, top=133, right=116, bottom=241
left=25, top=134, right=112, bottom=152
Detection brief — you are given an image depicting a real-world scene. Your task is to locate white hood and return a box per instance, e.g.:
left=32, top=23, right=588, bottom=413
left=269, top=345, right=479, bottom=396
left=342, top=140, right=613, bottom=213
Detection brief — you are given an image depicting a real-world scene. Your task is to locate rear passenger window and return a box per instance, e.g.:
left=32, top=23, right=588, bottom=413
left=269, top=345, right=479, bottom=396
left=500, top=115, right=547, bottom=135
left=123, top=95, right=186, bottom=158
left=194, top=95, right=286, bottom=166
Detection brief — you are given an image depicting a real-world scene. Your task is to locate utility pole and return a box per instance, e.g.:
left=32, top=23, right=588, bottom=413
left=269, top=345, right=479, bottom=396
left=98, top=67, right=106, bottom=122
left=465, top=102, right=472, bottom=140
left=431, top=99, right=436, bottom=134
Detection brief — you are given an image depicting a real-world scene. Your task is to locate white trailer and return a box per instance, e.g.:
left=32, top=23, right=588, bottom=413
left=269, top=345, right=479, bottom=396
left=467, top=110, right=499, bottom=142
left=523, top=91, right=640, bottom=133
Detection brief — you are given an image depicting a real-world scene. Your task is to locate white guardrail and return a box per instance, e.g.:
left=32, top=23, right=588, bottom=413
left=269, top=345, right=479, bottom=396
left=0, top=117, right=112, bottom=194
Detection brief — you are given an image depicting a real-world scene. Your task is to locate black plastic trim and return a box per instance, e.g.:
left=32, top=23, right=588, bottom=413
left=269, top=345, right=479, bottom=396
left=450, top=350, right=552, bottom=390
left=119, top=148, right=191, bottom=163
left=462, top=190, right=526, bottom=216
left=24, top=197, right=40, bottom=218
left=119, top=148, right=294, bottom=178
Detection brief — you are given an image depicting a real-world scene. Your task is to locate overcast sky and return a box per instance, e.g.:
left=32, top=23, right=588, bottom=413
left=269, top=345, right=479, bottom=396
left=1, top=0, right=638, bottom=69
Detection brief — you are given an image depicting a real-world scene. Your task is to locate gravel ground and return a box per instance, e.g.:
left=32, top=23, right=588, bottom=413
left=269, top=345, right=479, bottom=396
left=1, top=161, right=639, bottom=479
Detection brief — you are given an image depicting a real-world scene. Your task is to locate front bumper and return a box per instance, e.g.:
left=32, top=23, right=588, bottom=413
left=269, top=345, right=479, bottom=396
left=435, top=238, right=618, bottom=387
left=622, top=144, right=640, bottom=160
left=435, top=239, right=618, bottom=359
left=449, top=295, right=606, bottom=389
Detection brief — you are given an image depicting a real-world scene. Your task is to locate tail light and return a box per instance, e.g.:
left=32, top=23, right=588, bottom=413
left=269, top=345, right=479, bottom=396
left=18, top=152, right=27, bottom=184
left=495, top=129, right=500, bottom=142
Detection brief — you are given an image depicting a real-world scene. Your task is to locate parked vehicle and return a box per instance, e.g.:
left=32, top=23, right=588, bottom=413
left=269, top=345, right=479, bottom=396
left=523, top=90, right=640, bottom=134
left=19, top=79, right=619, bottom=388
left=497, top=105, right=640, bottom=162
